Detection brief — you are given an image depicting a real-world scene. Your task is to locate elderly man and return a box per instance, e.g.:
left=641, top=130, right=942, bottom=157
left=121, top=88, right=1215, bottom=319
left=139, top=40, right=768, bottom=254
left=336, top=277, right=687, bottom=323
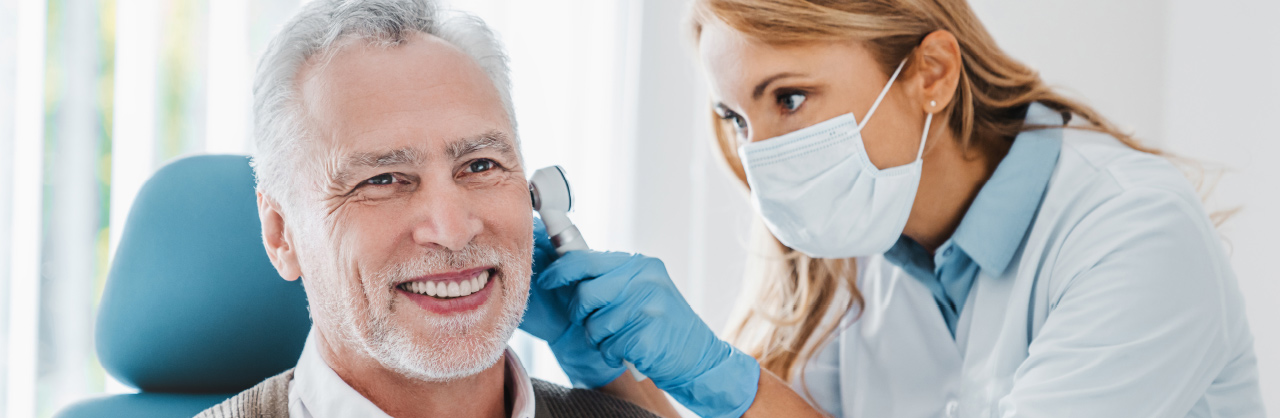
left=195, top=1, right=671, bottom=417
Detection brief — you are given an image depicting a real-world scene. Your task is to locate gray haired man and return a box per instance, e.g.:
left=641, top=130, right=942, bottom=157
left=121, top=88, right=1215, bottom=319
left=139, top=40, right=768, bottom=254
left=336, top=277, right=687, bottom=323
left=196, top=1, right=662, bottom=417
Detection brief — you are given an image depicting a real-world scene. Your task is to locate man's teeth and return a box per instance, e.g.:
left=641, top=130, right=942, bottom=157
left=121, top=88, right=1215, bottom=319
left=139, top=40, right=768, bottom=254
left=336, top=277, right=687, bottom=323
left=402, top=270, right=490, bottom=298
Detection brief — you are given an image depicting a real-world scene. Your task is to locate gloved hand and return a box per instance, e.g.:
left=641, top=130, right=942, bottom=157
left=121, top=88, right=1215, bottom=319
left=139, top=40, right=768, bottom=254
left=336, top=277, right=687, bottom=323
left=518, top=217, right=627, bottom=388
left=540, top=250, right=761, bottom=418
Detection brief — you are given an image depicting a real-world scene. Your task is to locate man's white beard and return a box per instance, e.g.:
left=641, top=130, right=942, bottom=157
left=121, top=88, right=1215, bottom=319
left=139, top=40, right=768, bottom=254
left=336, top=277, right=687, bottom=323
left=323, top=244, right=531, bottom=382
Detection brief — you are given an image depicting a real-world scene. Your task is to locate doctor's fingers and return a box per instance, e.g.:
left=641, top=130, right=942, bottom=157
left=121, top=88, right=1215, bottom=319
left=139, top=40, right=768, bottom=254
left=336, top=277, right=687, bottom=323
left=579, top=282, right=659, bottom=346
left=538, top=250, right=644, bottom=289
left=566, top=256, right=673, bottom=324
left=595, top=312, right=709, bottom=376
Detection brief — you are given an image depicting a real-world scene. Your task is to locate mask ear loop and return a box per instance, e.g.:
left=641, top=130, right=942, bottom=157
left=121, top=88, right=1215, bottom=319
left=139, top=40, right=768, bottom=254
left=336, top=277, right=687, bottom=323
left=916, top=111, right=932, bottom=162
left=858, top=58, right=909, bottom=131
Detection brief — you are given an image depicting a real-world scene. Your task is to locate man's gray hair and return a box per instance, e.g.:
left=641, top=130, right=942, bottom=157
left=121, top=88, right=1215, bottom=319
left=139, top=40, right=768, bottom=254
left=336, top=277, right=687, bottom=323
left=252, top=0, right=515, bottom=202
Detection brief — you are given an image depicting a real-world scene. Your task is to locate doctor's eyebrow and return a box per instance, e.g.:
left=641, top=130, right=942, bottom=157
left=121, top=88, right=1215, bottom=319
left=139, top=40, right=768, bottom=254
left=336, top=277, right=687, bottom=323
left=753, top=72, right=804, bottom=100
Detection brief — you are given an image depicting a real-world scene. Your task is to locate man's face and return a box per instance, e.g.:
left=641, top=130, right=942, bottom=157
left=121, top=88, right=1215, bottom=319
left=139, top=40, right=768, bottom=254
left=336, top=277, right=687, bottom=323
left=287, top=33, right=532, bottom=382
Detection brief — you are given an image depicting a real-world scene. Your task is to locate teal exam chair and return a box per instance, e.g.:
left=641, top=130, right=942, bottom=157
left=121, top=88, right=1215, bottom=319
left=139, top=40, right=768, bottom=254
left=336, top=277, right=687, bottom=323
left=55, top=155, right=311, bottom=418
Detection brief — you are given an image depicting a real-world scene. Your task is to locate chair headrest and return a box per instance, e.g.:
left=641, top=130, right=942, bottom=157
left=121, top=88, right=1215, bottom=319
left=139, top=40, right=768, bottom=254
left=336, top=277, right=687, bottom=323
left=96, top=155, right=310, bottom=393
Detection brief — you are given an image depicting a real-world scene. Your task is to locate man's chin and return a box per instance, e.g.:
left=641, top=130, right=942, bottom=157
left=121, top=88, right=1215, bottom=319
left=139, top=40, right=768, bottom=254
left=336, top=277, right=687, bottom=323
left=388, top=339, right=507, bottom=383
left=370, top=294, right=520, bottom=381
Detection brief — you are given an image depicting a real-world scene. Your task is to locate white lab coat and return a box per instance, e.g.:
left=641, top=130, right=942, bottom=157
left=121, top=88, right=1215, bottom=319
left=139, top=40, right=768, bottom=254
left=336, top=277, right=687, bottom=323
left=822, top=105, right=1266, bottom=417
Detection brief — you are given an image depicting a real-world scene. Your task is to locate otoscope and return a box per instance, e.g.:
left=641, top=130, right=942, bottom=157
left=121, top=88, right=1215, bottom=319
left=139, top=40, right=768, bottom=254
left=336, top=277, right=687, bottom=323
left=529, top=165, right=648, bottom=382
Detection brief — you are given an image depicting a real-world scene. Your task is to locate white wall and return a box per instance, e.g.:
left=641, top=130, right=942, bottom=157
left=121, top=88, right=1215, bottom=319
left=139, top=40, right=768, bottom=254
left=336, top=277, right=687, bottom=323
left=1163, top=0, right=1280, bottom=409
left=970, top=0, right=1169, bottom=139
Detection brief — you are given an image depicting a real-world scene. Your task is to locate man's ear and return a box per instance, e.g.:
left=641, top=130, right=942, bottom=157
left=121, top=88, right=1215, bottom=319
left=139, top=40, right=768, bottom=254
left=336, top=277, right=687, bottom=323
left=258, top=192, right=303, bottom=281
left=910, top=30, right=963, bottom=114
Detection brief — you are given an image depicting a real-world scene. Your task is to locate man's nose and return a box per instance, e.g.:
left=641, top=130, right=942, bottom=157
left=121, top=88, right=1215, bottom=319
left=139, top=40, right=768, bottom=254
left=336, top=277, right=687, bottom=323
left=409, top=182, right=483, bottom=252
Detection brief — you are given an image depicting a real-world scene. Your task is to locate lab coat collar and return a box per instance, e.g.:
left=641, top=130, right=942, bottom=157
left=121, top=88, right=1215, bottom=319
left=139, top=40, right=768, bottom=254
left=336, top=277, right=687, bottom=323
left=949, top=102, right=1064, bottom=277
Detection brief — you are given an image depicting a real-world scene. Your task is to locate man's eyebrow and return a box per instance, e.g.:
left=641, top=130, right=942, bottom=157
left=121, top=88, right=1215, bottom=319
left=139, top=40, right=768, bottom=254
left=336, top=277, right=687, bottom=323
left=752, top=72, right=804, bottom=100
left=447, top=130, right=516, bottom=160
left=331, top=147, right=423, bottom=185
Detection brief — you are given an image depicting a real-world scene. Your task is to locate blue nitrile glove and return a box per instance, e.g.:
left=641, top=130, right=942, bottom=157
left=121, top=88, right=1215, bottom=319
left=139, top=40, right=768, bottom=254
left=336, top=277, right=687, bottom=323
left=540, top=250, right=761, bottom=418
left=518, top=217, right=627, bottom=388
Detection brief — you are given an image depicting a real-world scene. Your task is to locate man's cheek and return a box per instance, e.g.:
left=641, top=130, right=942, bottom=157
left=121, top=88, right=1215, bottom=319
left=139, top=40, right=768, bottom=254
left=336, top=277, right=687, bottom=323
left=495, top=187, right=534, bottom=230
left=478, top=210, right=534, bottom=245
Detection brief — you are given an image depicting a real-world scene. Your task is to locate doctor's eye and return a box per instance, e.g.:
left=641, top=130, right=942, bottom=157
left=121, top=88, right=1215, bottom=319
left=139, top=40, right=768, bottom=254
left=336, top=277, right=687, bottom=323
left=778, top=92, right=806, bottom=112
left=719, top=110, right=747, bottom=132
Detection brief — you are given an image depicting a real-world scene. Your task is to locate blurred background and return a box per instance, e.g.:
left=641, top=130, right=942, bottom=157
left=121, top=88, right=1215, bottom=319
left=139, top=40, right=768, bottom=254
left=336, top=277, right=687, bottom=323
left=0, top=0, right=1275, bottom=416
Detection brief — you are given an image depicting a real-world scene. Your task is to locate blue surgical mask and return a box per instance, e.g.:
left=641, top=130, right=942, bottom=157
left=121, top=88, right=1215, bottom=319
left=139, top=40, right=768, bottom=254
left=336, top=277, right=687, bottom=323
left=738, top=59, right=932, bottom=258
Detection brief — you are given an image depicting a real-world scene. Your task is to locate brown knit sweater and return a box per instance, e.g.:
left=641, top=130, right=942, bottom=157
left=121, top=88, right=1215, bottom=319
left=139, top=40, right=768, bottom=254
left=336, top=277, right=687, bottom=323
left=194, top=369, right=661, bottom=418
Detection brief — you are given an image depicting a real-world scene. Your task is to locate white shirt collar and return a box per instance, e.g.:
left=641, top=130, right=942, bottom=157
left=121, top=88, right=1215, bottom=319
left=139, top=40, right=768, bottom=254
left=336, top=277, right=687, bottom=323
left=288, top=328, right=535, bottom=418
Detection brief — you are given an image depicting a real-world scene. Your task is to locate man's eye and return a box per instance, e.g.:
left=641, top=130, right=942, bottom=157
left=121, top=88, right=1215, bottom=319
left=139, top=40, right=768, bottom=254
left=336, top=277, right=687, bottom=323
left=466, top=159, right=496, bottom=173
left=365, top=173, right=396, bottom=185
left=779, top=92, right=806, bottom=112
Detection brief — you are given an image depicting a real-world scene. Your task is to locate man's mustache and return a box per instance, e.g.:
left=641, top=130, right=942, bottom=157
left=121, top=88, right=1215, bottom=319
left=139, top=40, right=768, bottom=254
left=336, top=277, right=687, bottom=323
left=374, top=245, right=513, bottom=286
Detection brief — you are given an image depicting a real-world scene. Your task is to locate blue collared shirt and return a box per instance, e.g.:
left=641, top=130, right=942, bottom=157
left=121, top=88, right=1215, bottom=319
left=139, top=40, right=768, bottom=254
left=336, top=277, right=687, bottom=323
left=884, top=110, right=1063, bottom=336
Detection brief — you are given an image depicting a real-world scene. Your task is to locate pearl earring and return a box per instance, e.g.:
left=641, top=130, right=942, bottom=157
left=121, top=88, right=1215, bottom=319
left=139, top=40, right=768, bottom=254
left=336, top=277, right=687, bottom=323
left=930, top=100, right=937, bottom=108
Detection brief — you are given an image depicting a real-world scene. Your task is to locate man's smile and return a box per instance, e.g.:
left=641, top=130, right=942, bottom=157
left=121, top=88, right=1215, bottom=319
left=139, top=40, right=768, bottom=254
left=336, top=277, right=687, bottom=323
left=395, top=267, right=498, bottom=314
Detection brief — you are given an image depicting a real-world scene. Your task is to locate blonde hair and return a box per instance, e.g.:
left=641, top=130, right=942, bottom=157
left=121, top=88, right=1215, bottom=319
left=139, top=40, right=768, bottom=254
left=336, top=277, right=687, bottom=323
left=690, top=0, right=1159, bottom=391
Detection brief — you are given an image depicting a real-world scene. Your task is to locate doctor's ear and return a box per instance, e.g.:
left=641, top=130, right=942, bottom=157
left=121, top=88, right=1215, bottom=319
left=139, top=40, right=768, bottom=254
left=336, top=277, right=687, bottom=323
left=258, top=192, right=303, bottom=282
left=910, top=30, right=963, bottom=114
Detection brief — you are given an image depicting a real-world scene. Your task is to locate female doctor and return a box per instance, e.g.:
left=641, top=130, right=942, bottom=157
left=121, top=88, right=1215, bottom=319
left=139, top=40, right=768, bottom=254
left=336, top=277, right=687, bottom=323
left=520, top=0, right=1267, bottom=417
